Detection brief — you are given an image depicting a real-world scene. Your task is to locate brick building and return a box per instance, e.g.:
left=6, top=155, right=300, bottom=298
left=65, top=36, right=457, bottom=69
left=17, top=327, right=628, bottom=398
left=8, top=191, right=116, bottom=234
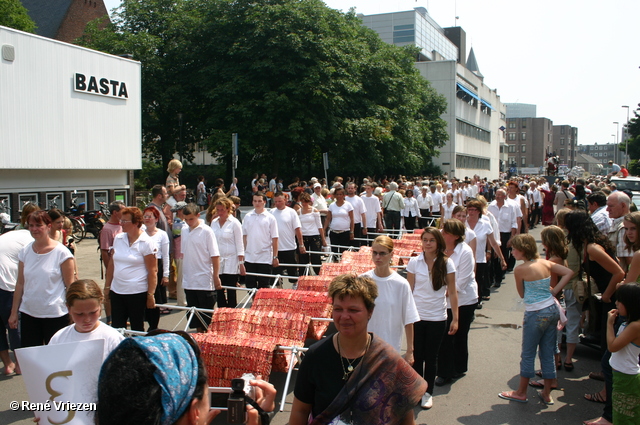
left=21, top=0, right=109, bottom=43
left=504, top=117, right=554, bottom=172
left=552, top=125, right=578, bottom=168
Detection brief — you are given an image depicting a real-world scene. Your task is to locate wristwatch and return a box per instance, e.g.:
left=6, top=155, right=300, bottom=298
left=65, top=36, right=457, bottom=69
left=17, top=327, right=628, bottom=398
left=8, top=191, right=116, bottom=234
left=273, top=256, right=278, bottom=260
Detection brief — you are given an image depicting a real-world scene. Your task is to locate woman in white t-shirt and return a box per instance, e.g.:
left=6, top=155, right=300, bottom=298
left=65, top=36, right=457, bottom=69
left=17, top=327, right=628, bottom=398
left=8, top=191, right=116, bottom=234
left=298, top=192, right=326, bottom=274
left=363, top=236, right=419, bottom=361
left=8, top=210, right=75, bottom=347
left=451, top=206, right=477, bottom=260
left=49, top=279, right=123, bottom=361
left=143, top=207, right=170, bottom=330
left=406, top=227, right=458, bottom=410
left=211, top=197, right=245, bottom=308
left=323, top=187, right=354, bottom=254
left=105, top=207, right=157, bottom=332
left=441, top=192, right=457, bottom=223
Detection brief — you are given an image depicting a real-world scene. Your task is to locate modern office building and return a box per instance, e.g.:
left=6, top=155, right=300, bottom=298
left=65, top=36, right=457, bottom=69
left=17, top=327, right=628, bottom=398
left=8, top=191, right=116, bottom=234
left=505, top=103, right=537, bottom=119
left=552, top=125, right=578, bottom=168
left=578, top=143, right=627, bottom=170
left=360, top=8, right=506, bottom=179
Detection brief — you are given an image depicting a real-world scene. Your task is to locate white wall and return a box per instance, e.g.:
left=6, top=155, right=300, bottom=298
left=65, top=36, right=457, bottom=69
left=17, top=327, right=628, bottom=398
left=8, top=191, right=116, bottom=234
left=0, top=26, right=141, bottom=170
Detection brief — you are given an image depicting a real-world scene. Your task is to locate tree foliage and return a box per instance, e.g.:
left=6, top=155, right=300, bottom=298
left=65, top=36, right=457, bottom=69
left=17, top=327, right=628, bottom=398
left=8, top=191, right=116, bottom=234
left=81, top=0, right=448, bottom=178
left=622, top=104, right=640, bottom=174
left=0, top=0, right=36, bottom=33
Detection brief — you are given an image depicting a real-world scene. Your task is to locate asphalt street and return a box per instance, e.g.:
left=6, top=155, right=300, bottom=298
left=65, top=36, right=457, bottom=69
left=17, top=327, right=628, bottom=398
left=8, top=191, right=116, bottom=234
left=0, top=226, right=607, bottom=425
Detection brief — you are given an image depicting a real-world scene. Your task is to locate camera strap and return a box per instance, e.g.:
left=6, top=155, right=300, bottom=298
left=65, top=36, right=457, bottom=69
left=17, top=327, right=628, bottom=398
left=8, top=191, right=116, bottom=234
left=244, top=395, right=271, bottom=425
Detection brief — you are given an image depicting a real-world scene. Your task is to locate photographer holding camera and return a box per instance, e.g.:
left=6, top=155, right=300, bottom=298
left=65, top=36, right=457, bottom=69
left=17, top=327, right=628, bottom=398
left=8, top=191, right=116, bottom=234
left=96, top=331, right=276, bottom=425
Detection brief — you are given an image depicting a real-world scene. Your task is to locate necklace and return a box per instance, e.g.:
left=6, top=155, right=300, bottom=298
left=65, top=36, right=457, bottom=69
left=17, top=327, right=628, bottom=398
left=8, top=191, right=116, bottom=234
left=337, top=333, right=371, bottom=381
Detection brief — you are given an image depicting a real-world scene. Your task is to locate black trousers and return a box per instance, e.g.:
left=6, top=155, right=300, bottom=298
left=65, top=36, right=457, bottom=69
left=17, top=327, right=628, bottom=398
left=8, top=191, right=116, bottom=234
left=217, top=274, right=239, bottom=308
left=275, top=249, right=298, bottom=277
left=146, top=258, right=167, bottom=331
left=414, top=319, right=447, bottom=395
left=20, top=312, right=69, bottom=347
left=185, top=289, right=216, bottom=329
left=300, top=235, right=323, bottom=274
left=493, top=232, right=511, bottom=284
left=383, top=210, right=401, bottom=236
left=437, top=304, right=477, bottom=378
left=110, top=290, right=146, bottom=332
left=404, top=213, right=416, bottom=231
left=476, top=262, right=490, bottom=298
left=244, top=262, right=273, bottom=289
left=530, top=203, right=541, bottom=226
left=418, top=210, right=432, bottom=228
left=352, top=223, right=365, bottom=247
left=329, top=230, right=351, bottom=254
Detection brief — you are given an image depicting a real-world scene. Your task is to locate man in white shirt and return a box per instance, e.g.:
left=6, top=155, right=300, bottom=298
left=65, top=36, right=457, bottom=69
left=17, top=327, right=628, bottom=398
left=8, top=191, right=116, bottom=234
left=181, top=204, right=221, bottom=332
left=588, top=191, right=612, bottom=236
left=362, top=183, right=383, bottom=239
left=345, top=182, right=367, bottom=246
left=271, top=192, right=305, bottom=278
left=429, top=185, right=443, bottom=217
left=487, top=189, right=518, bottom=287
left=528, top=181, right=543, bottom=229
left=416, top=185, right=433, bottom=228
left=242, top=192, right=279, bottom=289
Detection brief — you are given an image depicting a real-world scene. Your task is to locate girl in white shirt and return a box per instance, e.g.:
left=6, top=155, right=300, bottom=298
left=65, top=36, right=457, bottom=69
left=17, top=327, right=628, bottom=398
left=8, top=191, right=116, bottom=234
left=211, top=198, right=245, bottom=308
left=143, top=207, right=170, bottom=330
left=402, top=189, right=421, bottom=231
left=406, top=227, right=458, bottom=410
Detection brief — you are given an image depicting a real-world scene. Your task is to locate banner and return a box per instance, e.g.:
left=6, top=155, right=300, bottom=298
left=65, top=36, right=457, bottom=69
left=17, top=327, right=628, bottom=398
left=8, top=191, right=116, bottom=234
left=15, top=339, right=104, bottom=425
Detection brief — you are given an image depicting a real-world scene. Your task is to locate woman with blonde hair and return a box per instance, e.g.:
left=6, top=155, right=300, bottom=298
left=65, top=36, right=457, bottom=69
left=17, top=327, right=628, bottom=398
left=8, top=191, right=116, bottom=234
left=362, top=236, right=419, bottom=362
left=165, top=159, right=182, bottom=195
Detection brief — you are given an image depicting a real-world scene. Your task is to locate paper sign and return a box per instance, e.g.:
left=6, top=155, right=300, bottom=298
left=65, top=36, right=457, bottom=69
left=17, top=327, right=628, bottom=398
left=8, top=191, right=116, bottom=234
left=15, top=339, right=104, bottom=425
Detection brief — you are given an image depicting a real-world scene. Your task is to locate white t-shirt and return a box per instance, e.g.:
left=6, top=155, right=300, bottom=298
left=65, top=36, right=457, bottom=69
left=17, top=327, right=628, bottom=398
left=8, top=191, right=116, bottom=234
left=328, top=202, right=353, bottom=232
left=406, top=254, right=455, bottom=322
left=242, top=210, right=278, bottom=264
left=430, top=191, right=443, bottom=213
left=448, top=243, right=478, bottom=307
left=147, top=229, right=170, bottom=277
left=49, top=321, right=124, bottom=361
left=111, top=232, right=157, bottom=295
left=467, top=218, right=493, bottom=264
left=362, top=270, right=419, bottom=352
left=442, top=202, right=458, bottom=220
left=345, top=195, right=367, bottom=225
left=211, top=216, right=244, bottom=275
left=182, top=220, right=220, bottom=290
left=19, top=242, right=74, bottom=318
left=270, top=207, right=301, bottom=252
left=299, top=210, right=322, bottom=236
left=362, top=195, right=381, bottom=229
left=0, top=230, right=33, bottom=292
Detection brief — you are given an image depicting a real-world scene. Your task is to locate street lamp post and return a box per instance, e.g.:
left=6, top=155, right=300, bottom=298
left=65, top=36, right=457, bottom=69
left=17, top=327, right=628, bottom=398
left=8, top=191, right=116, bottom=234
left=622, top=106, right=630, bottom=167
left=614, top=121, right=619, bottom=165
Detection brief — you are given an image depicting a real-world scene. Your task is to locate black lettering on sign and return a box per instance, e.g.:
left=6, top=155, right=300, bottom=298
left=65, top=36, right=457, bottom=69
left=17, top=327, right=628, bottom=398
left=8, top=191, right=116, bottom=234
left=73, top=73, right=129, bottom=99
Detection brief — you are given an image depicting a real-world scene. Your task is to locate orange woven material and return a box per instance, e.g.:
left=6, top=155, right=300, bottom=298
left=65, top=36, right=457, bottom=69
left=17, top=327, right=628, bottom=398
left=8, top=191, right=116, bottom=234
left=297, top=275, right=333, bottom=292
left=252, top=288, right=332, bottom=339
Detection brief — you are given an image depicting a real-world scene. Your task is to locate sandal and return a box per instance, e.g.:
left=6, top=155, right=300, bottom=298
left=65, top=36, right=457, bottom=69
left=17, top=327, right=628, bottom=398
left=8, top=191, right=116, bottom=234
left=528, top=380, right=558, bottom=390
left=584, top=392, right=606, bottom=404
left=563, top=362, right=574, bottom=371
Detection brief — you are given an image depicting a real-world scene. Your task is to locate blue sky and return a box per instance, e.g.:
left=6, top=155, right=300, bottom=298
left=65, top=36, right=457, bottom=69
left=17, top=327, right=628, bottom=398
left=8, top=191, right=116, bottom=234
left=103, top=0, right=640, bottom=146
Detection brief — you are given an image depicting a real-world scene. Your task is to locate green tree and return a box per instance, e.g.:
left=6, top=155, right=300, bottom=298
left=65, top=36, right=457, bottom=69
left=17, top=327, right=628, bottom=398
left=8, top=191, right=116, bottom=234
left=81, top=0, right=448, bottom=178
left=622, top=104, right=640, bottom=174
left=0, top=0, right=36, bottom=32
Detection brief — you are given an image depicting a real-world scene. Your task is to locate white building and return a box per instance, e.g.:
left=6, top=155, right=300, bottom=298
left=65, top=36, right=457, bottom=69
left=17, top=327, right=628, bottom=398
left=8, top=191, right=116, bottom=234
left=360, top=8, right=506, bottom=178
left=0, top=26, right=141, bottom=218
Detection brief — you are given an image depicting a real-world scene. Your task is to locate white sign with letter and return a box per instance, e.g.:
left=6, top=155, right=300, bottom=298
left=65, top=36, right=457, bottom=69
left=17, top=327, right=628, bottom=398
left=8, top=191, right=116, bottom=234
left=15, top=339, right=104, bottom=425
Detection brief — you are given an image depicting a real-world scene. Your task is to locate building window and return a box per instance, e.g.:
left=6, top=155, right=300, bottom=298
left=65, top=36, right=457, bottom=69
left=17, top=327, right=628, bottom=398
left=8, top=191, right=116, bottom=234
left=560, top=148, right=565, bottom=156
left=521, top=144, right=526, bottom=153
left=508, top=144, right=516, bottom=153
left=455, top=154, right=490, bottom=170
left=508, top=156, right=516, bottom=165
left=521, top=132, right=526, bottom=141
left=521, top=118, right=527, bottom=128
left=46, top=193, right=64, bottom=210
left=508, top=132, right=516, bottom=141
left=456, top=119, right=490, bottom=142
left=561, top=126, right=566, bottom=135
left=19, top=193, right=39, bottom=209
left=114, top=190, right=128, bottom=204
left=508, top=119, right=516, bottom=129
left=560, top=138, right=565, bottom=145
left=393, top=24, right=415, bottom=43
left=521, top=157, right=527, bottom=166
left=93, top=191, right=108, bottom=211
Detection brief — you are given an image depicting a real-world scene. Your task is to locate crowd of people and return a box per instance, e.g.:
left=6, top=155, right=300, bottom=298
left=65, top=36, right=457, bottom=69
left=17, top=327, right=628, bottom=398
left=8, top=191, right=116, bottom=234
left=2, top=158, right=640, bottom=424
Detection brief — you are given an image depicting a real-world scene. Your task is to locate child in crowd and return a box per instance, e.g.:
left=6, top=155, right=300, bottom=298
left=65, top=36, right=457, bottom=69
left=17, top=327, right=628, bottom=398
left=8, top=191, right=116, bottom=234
left=498, top=234, right=572, bottom=405
left=49, top=279, right=123, bottom=361
left=606, top=283, right=640, bottom=424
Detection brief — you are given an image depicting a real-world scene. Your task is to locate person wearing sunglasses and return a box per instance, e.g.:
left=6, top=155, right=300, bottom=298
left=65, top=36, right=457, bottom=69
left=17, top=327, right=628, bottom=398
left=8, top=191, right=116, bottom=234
left=97, top=330, right=276, bottom=425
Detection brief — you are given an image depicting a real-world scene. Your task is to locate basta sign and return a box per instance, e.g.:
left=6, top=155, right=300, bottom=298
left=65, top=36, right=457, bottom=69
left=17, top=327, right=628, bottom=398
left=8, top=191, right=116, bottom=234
left=73, top=73, right=128, bottom=99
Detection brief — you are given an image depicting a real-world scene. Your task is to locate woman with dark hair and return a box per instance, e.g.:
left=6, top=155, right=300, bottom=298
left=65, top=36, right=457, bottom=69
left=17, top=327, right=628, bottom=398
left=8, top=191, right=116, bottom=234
left=97, top=331, right=275, bottom=425
left=402, top=189, right=420, bottom=231
left=573, top=185, right=588, bottom=211
left=289, top=274, right=426, bottom=425
left=406, top=227, right=458, bottom=409
left=8, top=211, right=76, bottom=347
left=323, top=188, right=354, bottom=255
left=143, top=207, right=170, bottom=330
left=436, top=219, right=478, bottom=386
left=105, top=207, right=158, bottom=332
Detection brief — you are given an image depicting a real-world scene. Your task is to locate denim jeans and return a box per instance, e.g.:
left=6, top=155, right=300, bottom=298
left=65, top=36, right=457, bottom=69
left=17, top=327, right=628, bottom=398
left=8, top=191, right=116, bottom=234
left=520, top=304, right=559, bottom=379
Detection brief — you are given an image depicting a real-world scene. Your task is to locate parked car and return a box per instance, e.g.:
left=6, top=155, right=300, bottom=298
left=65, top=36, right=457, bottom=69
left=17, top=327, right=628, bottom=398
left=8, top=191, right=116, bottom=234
left=611, top=176, right=640, bottom=206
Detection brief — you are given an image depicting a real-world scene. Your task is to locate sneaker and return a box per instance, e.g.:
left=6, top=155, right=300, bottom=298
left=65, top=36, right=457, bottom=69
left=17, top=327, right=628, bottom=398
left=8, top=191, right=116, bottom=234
left=421, top=392, right=433, bottom=409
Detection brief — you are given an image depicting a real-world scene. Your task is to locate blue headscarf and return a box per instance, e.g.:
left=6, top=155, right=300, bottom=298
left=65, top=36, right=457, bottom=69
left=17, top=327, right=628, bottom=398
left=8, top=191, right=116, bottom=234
left=123, top=334, right=199, bottom=425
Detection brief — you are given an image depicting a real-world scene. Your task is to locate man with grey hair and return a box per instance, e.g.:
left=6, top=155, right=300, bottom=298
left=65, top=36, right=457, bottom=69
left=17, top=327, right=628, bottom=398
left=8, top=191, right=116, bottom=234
left=606, top=191, right=633, bottom=270
left=382, top=182, right=404, bottom=234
